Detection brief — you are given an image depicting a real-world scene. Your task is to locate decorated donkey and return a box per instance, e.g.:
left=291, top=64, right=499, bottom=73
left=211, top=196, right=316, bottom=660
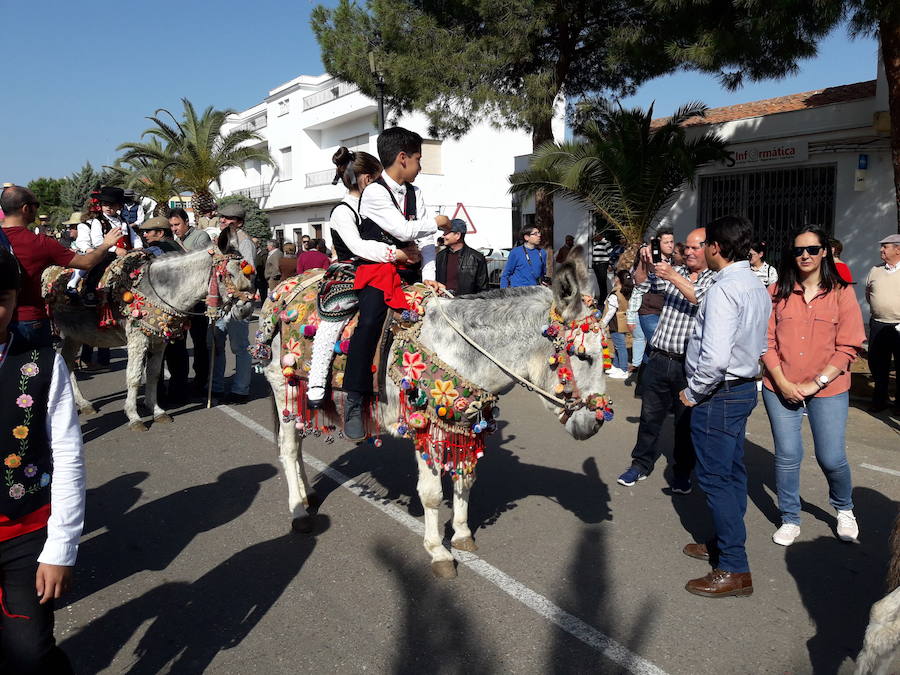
left=43, top=238, right=255, bottom=430
left=258, top=251, right=613, bottom=578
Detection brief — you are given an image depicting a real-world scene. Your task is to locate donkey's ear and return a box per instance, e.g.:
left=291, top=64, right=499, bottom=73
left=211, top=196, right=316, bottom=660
left=552, top=246, right=587, bottom=323
left=216, top=228, right=234, bottom=255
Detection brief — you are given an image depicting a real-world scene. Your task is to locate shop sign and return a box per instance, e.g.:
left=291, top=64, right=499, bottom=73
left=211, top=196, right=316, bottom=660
left=724, top=141, right=808, bottom=167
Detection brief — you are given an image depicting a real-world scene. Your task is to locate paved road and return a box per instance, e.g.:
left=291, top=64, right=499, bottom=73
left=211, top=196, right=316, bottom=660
left=56, top=349, right=899, bottom=674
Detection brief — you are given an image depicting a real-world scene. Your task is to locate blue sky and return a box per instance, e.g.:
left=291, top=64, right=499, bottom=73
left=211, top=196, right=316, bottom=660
left=0, top=1, right=879, bottom=185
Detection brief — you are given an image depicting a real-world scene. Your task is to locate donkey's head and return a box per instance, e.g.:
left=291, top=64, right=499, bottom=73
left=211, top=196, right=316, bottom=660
left=213, top=253, right=255, bottom=321
left=551, top=246, right=607, bottom=441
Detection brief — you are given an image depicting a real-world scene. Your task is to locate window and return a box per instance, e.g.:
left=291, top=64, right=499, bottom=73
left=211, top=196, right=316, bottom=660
left=339, top=133, right=369, bottom=153
left=420, top=139, right=442, bottom=174
left=698, top=164, right=836, bottom=266
left=277, top=98, right=290, bottom=117
left=279, top=147, right=293, bottom=181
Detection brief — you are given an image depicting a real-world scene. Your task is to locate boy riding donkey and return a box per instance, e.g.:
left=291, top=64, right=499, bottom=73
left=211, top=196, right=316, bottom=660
left=341, top=127, right=450, bottom=440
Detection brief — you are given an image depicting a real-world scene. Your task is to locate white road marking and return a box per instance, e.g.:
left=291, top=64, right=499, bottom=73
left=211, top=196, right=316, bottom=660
left=216, top=404, right=668, bottom=675
left=860, top=463, right=900, bottom=477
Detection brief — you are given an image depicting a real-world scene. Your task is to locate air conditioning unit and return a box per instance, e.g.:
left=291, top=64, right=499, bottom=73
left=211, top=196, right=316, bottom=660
left=873, top=111, right=891, bottom=134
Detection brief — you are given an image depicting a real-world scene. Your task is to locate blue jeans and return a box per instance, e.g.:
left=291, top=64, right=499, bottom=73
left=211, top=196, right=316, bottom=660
left=11, top=320, right=52, bottom=349
left=211, top=316, right=251, bottom=395
left=629, top=319, right=645, bottom=367
left=638, top=314, right=659, bottom=363
left=610, top=332, right=628, bottom=370
left=761, top=388, right=852, bottom=525
left=692, top=380, right=757, bottom=573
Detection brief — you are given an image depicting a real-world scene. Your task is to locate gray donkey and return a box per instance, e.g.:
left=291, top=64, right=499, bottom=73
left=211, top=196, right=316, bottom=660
left=263, top=250, right=609, bottom=578
left=44, top=245, right=254, bottom=430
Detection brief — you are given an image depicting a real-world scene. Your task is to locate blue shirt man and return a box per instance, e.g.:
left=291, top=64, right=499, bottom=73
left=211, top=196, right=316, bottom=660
left=501, top=227, right=546, bottom=288
left=679, top=215, right=770, bottom=599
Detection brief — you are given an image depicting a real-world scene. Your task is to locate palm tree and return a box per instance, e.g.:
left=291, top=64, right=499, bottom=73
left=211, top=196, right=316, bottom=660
left=510, top=101, right=730, bottom=263
left=107, top=139, right=185, bottom=216
left=118, top=98, right=273, bottom=216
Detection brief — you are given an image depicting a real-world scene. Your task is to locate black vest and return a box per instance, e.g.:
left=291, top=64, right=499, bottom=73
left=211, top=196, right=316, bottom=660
left=331, top=178, right=418, bottom=267
left=0, top=340, right=54, bottom=520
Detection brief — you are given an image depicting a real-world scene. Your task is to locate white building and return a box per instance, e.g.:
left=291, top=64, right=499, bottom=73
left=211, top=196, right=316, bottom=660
left=218, top=74, right=545, bottom=249
left=518, top=57, right=897, bottom=319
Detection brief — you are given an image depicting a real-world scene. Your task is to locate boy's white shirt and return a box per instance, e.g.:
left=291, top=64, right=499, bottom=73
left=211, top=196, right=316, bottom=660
left=0, top=343, right=86, bottom=567
left=358, top=172, right=439, bottom=281
left=75, top=215, right=144, bottom=253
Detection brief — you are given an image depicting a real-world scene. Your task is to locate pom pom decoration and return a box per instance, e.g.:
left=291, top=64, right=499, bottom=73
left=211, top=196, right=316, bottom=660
left=242, top=264, right=254, bottom=276
left=333, top=342, right=343, bottom=354
left=302, top=324, right=317, bottom=338
left=122, top=291, right=134, bottom=303
left=339, top=340, right=350, bottom=354
left=282, top=366, right=295, bottom=377
left=281, top=354, right=296, bottom=367
left=408, top=412, right=428, bottom=429
left=285, top=308, right=298, bottom=322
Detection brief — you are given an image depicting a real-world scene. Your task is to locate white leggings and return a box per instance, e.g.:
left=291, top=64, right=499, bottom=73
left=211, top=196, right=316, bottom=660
left=308, top=318, right=349, bottom=395
left=67, top=268, right=86, bottom=289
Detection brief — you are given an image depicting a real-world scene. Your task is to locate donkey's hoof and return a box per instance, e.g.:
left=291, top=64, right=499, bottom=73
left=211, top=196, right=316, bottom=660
left=79, top=405, right=97, bottom=416
left=431, top=560, right=457, bottom=579
left=129, top=421, right=148, bottom=432
left=291, top=515, right=315, bottom=534
left=451, top=537, right=478, bottom=552
left=303, top=493, right=321, bottom=513
left=153, top=414, right=174, bottom=424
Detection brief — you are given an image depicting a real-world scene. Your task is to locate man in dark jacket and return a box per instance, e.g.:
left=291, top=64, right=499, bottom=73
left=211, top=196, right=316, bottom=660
left=435, top=218, right=488, bottom=295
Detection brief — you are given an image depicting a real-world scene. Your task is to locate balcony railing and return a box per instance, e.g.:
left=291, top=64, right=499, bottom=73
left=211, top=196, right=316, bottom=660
left=230, top=184, right=272, bottom=200
left=305, top=169, right=336, bottom=188
left=302, top=80, right=359, bottom=110
left=234, top=114, right=267, bottom=133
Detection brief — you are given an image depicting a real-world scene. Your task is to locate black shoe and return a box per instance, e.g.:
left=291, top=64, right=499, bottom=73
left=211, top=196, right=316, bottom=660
left=344, top=392, right=366, bottom=441
left=225, top=392, right=249, bottom=405
left=307, top=397, right=324, bottom=410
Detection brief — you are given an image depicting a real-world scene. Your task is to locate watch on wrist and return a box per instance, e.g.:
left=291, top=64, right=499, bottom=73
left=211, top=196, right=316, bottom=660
left=816, top=374, right=829, bottom=389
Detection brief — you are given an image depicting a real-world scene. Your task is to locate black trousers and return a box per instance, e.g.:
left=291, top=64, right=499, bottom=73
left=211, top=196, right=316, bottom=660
left=869, top=319, right=900, bottom=405
left=343, top=286, right=388, bottom=394
left=629, top=350, right=695, bottom=478
left=158, top=335, right=190, bottom=400
left=592, top=263, right=609, bottom=299
left=188, top=311, right=210, bottom=387
left=0, top=528, right=73, bottom=674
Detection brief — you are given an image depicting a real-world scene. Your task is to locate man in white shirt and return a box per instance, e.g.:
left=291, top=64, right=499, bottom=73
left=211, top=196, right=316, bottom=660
left=865, top=233, right=900, bottom=414
left=343, top=127, right=449, bottom=439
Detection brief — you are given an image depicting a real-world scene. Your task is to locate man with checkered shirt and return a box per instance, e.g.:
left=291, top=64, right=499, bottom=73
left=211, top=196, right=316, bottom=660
left=616, top=228, right=715, bottom=494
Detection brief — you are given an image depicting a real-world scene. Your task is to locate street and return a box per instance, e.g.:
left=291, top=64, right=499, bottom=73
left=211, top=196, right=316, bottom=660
left=57, top=349, right=899, bottom=674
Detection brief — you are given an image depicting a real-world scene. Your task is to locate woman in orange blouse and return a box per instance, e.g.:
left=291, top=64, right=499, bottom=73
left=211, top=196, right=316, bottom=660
left=761, top=227, right=865, bottom=547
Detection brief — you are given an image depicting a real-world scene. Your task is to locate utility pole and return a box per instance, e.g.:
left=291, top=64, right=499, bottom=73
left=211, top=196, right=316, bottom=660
left=368, top=51, right=385, bottom=133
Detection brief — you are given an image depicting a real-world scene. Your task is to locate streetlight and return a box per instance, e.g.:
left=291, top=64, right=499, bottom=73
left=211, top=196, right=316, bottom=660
left=368, top=51, right=385, bottom=133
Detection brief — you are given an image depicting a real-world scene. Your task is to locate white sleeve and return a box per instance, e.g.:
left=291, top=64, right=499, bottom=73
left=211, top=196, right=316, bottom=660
left=418, top=233, right=438, bottom=281
left=133, top=206, right=145, bottom=226
left=129, top=225, right=144, bottom=249
left=38, top=354, right=86, bottom=566
left=331, top=204, right=395, bottom=262
left=600, top=293, right=618, bottom=327
left=359, top=185, right=437, bottom=241
left=75, top=223, right=93, bottom=252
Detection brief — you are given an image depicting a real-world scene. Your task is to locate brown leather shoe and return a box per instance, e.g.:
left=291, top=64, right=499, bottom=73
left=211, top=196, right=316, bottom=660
left=685, top=569, right=752, bottom=598
left=683, top=543, right=710, bottom=561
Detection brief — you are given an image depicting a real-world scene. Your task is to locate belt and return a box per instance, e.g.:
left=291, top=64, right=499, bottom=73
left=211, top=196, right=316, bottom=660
left=650, top=347, right=685, bottom=361
left=721, top=377, right=756, bottom=389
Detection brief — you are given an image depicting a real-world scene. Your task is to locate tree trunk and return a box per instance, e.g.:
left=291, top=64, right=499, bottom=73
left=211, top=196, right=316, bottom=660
left=881, top=16, right=900, bottom=233
left=532, top=118, right=555, bottom=258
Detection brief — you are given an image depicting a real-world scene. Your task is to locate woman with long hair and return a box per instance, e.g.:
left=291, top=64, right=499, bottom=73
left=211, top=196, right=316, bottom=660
left=761, top=226, right=865, bottom=546
left=306, top=147, right=416, bottom=407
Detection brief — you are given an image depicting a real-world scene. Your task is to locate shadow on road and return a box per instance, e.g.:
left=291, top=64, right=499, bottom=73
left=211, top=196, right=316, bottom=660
left=374, top=542, right=499, bottom=673
left=311, top=419, right=610, bottom=536
left=82, top=471, right=148, bottom=537
left=61, top=522, right=326, bottom=674
left=785, top=488, right=898, bottom=674
left=62, top=463, right=278, bottom=606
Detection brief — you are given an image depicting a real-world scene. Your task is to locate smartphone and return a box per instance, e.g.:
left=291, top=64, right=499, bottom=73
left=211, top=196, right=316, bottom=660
left=650, top=237, right=662, bottom=263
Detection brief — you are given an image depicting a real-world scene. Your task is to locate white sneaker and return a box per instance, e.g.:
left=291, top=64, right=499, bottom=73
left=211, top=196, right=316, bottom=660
left=772, top=523, right=801, bottom=546
left=837, top=510, right=859, bottom=542
left=606, top=367, right=628, bottom=380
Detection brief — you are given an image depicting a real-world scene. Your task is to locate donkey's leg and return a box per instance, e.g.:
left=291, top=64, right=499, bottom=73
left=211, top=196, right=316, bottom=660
left=61, top=338, right=94, bottom=415
left=124, top=331, right=149, bottom=430
left=450, top=475, right=478, bottom=552
left=281, top=426, right=317, bottom=533
left=415, top=451, right=456, bottom=578
left=144, top=341, right=170, bottom=423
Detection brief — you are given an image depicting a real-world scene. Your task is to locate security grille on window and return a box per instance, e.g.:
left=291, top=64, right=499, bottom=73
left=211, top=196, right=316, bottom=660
left=420, top=139, right=442, bottom=175
left=279, top=147, right=293, bottom=181
left=340, top=134, right=369, bottom=153
left=698, top=164, right=836, bottom=264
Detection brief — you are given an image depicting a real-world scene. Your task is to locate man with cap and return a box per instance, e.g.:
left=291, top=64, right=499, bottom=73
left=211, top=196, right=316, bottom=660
left=35, top=214, right=50, bottom=235
left=120, top=189, right=145, bottom=227
left=59, top=212, right=82, bottom=250
left=210, top=202, right=256, bottom=404
left=865, top=233, right=900, bottom=414
left=435, top=218, right=488, bottom=295
left=138, top=216, right=181, bottom=254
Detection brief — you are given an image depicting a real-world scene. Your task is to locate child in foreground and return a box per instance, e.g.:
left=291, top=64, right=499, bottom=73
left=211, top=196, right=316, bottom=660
left=0, top=247, right=85, bottom=673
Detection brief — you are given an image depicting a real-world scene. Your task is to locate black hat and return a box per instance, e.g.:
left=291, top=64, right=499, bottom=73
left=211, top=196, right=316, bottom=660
left=99, top=186, right=125, bottom=205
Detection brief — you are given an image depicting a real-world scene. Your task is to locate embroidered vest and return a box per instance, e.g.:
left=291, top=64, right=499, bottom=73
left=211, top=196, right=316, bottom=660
left=330, top=202, right=359, bottom=262
left=0, top=342, right=54, bottom=520
left=121, top=202, right=141, bottom=225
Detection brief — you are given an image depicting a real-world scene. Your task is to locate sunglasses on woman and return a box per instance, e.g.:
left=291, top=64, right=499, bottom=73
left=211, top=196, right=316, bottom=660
left=792, top=245, right=823, bottom=257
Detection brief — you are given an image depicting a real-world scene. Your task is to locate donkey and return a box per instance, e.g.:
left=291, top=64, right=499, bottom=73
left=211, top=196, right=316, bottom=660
left=263, top=252, right=609, bottom=577
left=44, top=245, right=254, bottom=430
